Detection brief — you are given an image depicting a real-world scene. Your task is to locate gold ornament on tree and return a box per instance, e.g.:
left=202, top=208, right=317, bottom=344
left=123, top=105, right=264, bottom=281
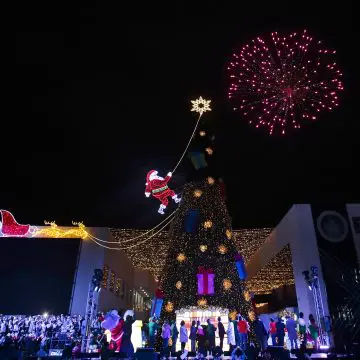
left=197, top=298, right=208, bottom=307
left=226, top=229, right=232, bottom=239
left=165, top=301, right=174, bottom=312
left=177, top=253, right=186, bottom=262
left=248, top=310, right=256, bottom=321
left=193, top=189, right=203, bottom=198
left=204, top=220, right=213, bottom=229
left=175, top=281, right=182, bottom=289
left=229, top=311, right=237, bottom=320
left=207, top=177, right=215, bottom=185
left=223, top=279, right=232, bottom=290
left=218, top=244, right=228, bottom=254
left=199, top=245, right=208, bottom=252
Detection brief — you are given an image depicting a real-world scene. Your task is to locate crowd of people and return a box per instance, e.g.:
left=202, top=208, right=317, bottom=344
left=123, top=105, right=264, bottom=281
left=144, top=311, right=322, bottom=357
left=0, top=314, right=99, bottom=358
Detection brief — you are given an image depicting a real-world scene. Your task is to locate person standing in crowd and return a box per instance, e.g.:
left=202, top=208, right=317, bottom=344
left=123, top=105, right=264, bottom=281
left=227, top=317, right=236, bottom=353
left=253, top=316, right=268, bottom=351
left=275, top=317, right=285, bottom=347
left=197, top=320, right=205, bottom=355
left=120, top=312, right=136, bottom=357
left=161, top=320, right=171, bottom=351
left=180, top=320, right=188, bottom=352
left=217, top=317, right=225, bottom=350
left=237, top=316, right=249, bottom=350
left=269, top=318, right=277, bottom=345
left=206, top=319, right=217, bottom=353
left=170, top=320, right=179, bottom=353
left=298, top=312, right=306, bottom=346
left=148, top=317, right=158, bottom=347
left=286, top=315, right=298, bottom=350
left=308, top=314, right=319, bottom=351
left=189, top=320, right=197, bottom=352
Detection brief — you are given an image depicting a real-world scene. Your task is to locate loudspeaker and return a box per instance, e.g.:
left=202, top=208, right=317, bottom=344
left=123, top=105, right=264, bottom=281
left=135, top=348, right=157, bottom=360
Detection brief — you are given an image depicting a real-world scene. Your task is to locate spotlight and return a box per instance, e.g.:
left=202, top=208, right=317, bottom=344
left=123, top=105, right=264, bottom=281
left=43, top=312, right=48, bottom=318
left=92, top=269, right=103, bottom=291
left=311, top=266, right=319, bottom=279
left=302, top=270, right=313, bottom=291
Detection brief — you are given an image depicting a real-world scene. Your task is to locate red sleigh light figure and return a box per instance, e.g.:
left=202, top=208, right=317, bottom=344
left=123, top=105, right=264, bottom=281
left=0, top=210, right=36, bottom=237
left=145, top=170, right=181, bottom=214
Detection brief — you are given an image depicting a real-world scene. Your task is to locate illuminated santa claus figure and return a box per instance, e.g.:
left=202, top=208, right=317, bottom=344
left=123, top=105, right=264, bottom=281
left=145, top=170, right=181, bottom=214
left=101, top=310, right=124, bottom=352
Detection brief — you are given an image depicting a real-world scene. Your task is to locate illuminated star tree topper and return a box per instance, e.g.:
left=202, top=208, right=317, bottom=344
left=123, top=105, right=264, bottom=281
left=191, top=96, right=212, bottom=116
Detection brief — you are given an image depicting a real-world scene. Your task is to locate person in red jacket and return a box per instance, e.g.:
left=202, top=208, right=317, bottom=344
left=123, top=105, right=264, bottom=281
left=269, top=318, right=277, bottom=345
left=237, top=316, right=249, bottom=350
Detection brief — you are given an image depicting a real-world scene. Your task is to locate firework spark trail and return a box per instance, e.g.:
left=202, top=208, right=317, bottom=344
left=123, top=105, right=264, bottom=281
left=227, top=30, right=343, bottom=135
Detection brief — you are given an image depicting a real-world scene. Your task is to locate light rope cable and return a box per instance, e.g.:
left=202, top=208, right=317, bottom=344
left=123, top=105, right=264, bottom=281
left=89, top=209, right=178, bottom=244
left=88, top=211, right=177, bottom=250
left=171, top=113, right=202, bottom=174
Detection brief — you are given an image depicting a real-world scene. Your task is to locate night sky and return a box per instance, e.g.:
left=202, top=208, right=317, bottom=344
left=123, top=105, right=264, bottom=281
left=7, top=1, right=358, bottom=231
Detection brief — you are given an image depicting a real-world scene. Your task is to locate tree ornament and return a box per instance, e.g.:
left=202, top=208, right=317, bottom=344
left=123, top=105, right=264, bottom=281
left=191, top=96, right=212, bottom=115
left=199, top=130, right=206, bottom=136
left=199, top=245, right=208, bottom=252
left=203, top=220, right=213, bottom=229
left=248, top=310, right=256, bottom=321
left=193, top=189, right=203, bottom=198
left=150, top=289, right=164, bottom=318
left=144, top=170, right=181, bottom=215
left=165, top=301, right=174, bottom=312
left=197, top=298, right=208, bottom=307
left=244, top=291, right=251, bottom=302
left=226, top=229, right=232, bottom=239
left=205, top=147, right=213, bottom=155
left=218, top=244, right=228, bottom=254
left=197, top=267, right=215, bottom=295
left=177, top=253, right=186, bottom=262
left=229, top=311, right=237, bottom=320
left=175, top=281, right=182, bottom=289
left=235, top=253, right=248, bottom=280
left=223, top=279, right=232, bottom=290
left=207, top=176, right=215, bottom=185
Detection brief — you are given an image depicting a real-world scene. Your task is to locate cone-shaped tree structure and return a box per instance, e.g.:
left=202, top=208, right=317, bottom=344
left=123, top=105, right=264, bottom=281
left=160, top=179, right=253, bottom=319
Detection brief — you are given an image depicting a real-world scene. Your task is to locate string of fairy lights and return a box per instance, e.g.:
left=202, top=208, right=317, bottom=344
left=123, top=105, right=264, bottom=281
left=110, top=226, right=294, bottom=295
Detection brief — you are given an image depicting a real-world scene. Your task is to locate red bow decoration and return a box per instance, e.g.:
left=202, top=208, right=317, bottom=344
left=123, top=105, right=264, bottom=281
left=155, top=288, right=164, bottom=298
left=234, top=253, right=243, bottom=262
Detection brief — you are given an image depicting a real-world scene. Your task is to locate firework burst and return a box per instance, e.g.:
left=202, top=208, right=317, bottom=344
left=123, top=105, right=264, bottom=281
left=227, top=30, right=344, bottom=135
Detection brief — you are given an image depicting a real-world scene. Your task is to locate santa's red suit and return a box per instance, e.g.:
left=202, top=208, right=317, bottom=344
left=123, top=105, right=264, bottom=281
left=145, top=170, right=180, bottom=214
left=110, top=318, right=124, bottom=351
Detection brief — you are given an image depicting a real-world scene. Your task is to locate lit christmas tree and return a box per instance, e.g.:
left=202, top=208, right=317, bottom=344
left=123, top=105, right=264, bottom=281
left=155, top=102, right=254, bottom=346
left=160, top=179, right=254, bottom=320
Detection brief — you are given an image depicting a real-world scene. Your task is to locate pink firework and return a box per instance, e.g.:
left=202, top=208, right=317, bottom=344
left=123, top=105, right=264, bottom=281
left=227, top=30, right=344, bottom=135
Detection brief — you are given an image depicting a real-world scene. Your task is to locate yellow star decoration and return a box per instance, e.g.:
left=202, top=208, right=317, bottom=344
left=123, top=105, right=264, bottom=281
left=191, top=96, right=211, bottom=115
